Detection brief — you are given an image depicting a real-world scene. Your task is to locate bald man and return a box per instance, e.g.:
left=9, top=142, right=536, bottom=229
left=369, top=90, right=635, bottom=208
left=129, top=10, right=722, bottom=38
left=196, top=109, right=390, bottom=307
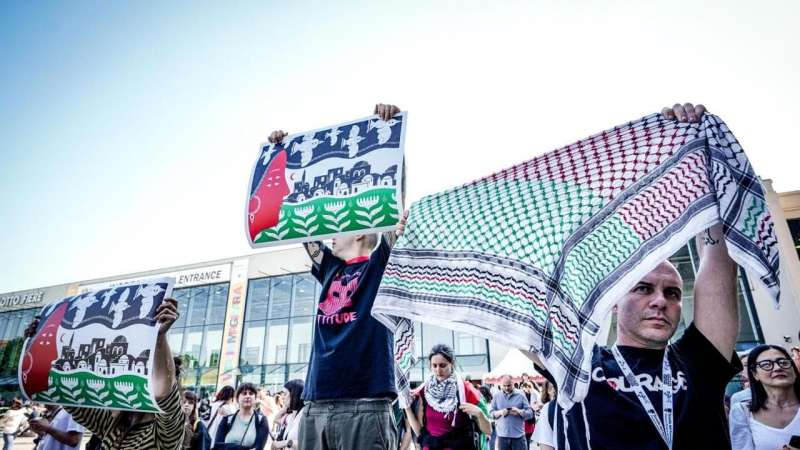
left=537, top=210, right=742, bottom=450
left=535, top=104, right=744, bottom=449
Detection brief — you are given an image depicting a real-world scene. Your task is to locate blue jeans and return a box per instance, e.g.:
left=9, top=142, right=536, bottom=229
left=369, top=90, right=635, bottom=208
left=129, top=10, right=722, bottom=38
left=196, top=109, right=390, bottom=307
left=497, top=436, right=527, bottom=450
left=3, top=433, right=14, bottom=450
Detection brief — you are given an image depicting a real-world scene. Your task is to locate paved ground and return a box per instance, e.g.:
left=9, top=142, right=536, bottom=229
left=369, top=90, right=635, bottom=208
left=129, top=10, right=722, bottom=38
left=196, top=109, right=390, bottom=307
left=11, top=435, right=88, bottom=450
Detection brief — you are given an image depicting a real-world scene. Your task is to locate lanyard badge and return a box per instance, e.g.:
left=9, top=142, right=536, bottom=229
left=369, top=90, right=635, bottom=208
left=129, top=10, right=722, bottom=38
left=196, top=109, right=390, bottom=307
left=611, top=345, right=674, bottom=450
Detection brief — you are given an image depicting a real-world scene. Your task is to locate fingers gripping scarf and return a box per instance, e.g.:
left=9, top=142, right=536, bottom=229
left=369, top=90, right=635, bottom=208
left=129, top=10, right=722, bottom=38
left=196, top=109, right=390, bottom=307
left=373, top=112, right=781, bottom=410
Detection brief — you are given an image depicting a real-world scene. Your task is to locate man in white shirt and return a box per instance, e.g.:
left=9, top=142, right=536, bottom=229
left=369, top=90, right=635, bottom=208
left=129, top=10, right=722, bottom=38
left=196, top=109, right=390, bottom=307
left=28, top=406, right=84, bottom=450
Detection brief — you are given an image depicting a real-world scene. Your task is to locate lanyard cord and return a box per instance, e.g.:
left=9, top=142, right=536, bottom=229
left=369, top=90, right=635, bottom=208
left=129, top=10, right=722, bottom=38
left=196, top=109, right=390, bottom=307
left=611, top=345, right=673, bottom=450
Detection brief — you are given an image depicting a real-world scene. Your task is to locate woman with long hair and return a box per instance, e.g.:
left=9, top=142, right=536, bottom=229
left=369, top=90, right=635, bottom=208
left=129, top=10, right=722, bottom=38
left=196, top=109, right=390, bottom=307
left=270, top=380, right=304, bottom=449
left=207, top=386, right=236, bottom=445
left=214, top=383, right=270, bottom=450
left=730, top=344, right=800, bottom=449
left=182, top=391, right=212, bottom=450
left=531, top=381, right=557, bottom=450
left=404, top=344, right=492, bottom=450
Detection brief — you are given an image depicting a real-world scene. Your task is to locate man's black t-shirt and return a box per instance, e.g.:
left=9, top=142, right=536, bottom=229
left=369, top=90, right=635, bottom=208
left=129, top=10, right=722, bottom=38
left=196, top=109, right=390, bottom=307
left=556, top=323, right=740, bottom=450
left=302, top=237, right=396, bottom=401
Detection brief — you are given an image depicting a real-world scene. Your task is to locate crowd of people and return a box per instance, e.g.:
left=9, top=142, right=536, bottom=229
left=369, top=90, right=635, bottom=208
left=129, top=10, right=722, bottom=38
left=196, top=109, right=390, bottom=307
left=4, top=102, right=800, bottom=449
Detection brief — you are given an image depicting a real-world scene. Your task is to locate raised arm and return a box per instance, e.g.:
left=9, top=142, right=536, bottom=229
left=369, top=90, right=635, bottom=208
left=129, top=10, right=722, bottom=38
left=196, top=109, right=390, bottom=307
left=303, top=241, right=327, bottom=266
left=153, top=298, right=179, bottom=400
left=662, top=103, right=739, bottom=358
left=692, top=222, right=739, bottom=359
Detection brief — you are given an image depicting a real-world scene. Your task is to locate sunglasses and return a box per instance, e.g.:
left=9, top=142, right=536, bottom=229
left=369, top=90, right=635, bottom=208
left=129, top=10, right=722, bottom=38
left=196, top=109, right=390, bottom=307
left=752, top=358, right=794, bottom=371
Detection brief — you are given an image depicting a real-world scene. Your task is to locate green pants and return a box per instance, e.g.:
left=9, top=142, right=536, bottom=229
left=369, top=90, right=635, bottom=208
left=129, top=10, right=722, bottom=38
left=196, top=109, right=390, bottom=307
left=298, top=399, right=397, bottom=450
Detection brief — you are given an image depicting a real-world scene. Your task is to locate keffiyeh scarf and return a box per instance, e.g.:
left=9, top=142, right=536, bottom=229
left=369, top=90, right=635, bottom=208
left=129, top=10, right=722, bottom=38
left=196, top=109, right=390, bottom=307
left=372, top=113, right=780, bottom=410
left=423, top=372, right=463, bottom=415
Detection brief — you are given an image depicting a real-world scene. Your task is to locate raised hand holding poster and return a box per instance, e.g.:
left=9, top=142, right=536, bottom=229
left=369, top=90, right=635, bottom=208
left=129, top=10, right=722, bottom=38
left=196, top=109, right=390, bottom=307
left=246, top=112, right=406, bottom=247
left=19, top=278, right=174, bottom=412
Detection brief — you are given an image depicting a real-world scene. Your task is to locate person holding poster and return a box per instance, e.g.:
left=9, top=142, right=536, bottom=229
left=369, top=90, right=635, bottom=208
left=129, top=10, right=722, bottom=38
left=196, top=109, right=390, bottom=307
left=267, top=103, right=407, bottom=450
left=25, top=298, right=185, bottom=450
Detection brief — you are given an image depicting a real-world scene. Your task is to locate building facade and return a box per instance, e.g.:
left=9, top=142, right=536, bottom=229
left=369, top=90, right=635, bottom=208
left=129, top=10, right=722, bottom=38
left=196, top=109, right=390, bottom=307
left=1, top=184, right=799, bottom=398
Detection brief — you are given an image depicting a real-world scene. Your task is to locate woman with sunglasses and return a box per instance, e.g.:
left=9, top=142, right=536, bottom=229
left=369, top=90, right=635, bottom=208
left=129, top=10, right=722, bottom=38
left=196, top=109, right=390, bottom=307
left=404, top=344, right=492, bottom=450
left=730, top=344, right=800, bottom=450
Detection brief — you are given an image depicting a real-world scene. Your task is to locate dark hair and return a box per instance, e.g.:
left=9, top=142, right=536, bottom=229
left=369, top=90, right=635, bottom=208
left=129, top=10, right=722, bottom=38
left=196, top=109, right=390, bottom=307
left=478, top=385, right=492, bottom=403
left=747, top=344, right=800, bottom=412
left=215, top=385, right=235, bottom=402
left=236, top=382, right=258, bottom=399
left=173, top=356, right=183, bottom=381
left=428, top=344, right=455, bottom=364
left=540, top=381, right=556, bottom=404
left=182, top=391, right=199, bottom=423
left=284, top=379, right=305, bottom=413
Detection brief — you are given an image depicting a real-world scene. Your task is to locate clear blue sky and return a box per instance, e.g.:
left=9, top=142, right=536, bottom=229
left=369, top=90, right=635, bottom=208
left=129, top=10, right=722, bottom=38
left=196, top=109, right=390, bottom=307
left=1, top=0, right=799, bottom=293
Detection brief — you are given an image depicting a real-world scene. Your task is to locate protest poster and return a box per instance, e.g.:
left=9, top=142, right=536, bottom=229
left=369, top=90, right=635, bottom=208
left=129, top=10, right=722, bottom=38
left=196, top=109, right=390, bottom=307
left=246, top=112, right=407, bottom=248
left=18, top=278, right=174, bottom=412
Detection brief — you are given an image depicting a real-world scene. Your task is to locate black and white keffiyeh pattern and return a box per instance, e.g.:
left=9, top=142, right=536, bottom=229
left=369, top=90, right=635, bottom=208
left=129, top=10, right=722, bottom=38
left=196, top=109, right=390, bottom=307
left=424, top=373, right=459, bottom=415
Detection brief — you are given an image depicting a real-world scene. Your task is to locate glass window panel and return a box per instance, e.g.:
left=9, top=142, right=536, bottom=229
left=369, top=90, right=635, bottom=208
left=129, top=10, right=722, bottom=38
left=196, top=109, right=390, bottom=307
left=181, top=368, right=200, bottom=387
left=208, top=284, right=229, bottom=325
left=203, top=324, right=224, bottom=368
left=292, top=275, right=317, bottom=316
left=288, top=363, right=308, bottom=381
left=199, top=367, right=219, bottom=390
left=787, top=218, right=800, bottom=260
left=182, top=326, right=204, bottom=368
left=269, top=277, right=292, bottom=319
left=409, top=359, right=425, bottom=384
left=454, top=331, right=484, bottom=356
left=242, top=321, right=266, bottom=365
left=414, top=322, right=423, bottom=357
left=265, top=319, right=289, bottom=364
left=2, top=314, right=14, bottom=340
left=264, top=364, right=286, bottom=389
left=173, top=289, right=191, bottom=328
left=288, top=317, right=313, bottom=363
left=0, top=316, right=8, bottom=342
left=422, top=324, right=453, bottom=353
left=737, top=271, right=758, bottom=343
left=246, top=279, right=270, bottom=322
left=188, top=287, right=210, bottom=326
left=669, top=244, right=696, bottom=337
left=456, top=355, right=488, bottom=381
left=167, top=330, right=184, bottom=355
left=241, top=371, right=263, bottom=385
left=9, top=311, right=28, bottom=339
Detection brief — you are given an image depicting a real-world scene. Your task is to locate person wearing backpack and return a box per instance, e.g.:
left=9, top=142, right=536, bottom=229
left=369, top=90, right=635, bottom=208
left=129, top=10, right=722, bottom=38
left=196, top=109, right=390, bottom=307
left=404, top=344, right=492, bottom=450
left=214, top=383, right=270, bottom=450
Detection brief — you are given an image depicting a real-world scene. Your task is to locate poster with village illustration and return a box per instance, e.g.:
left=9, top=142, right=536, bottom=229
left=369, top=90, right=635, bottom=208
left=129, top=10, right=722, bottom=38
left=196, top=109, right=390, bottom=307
left=246, top=112, right=406, bottom=248
left=18, top=278, right=174, bottom=413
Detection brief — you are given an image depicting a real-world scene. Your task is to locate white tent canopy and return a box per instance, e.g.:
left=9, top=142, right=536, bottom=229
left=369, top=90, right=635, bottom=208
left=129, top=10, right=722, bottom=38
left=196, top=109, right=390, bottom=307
left=483, top=349, right=544, bottom=384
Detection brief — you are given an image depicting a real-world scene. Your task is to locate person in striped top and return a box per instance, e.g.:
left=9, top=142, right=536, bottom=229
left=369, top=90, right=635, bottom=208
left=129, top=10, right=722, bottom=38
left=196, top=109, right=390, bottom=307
left=26, top=298, right=185, bottom=450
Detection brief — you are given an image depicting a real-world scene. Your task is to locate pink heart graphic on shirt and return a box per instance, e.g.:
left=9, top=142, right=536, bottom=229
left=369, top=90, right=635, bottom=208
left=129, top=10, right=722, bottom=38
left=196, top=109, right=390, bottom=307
left=318, top=275, right=360, bottom=316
